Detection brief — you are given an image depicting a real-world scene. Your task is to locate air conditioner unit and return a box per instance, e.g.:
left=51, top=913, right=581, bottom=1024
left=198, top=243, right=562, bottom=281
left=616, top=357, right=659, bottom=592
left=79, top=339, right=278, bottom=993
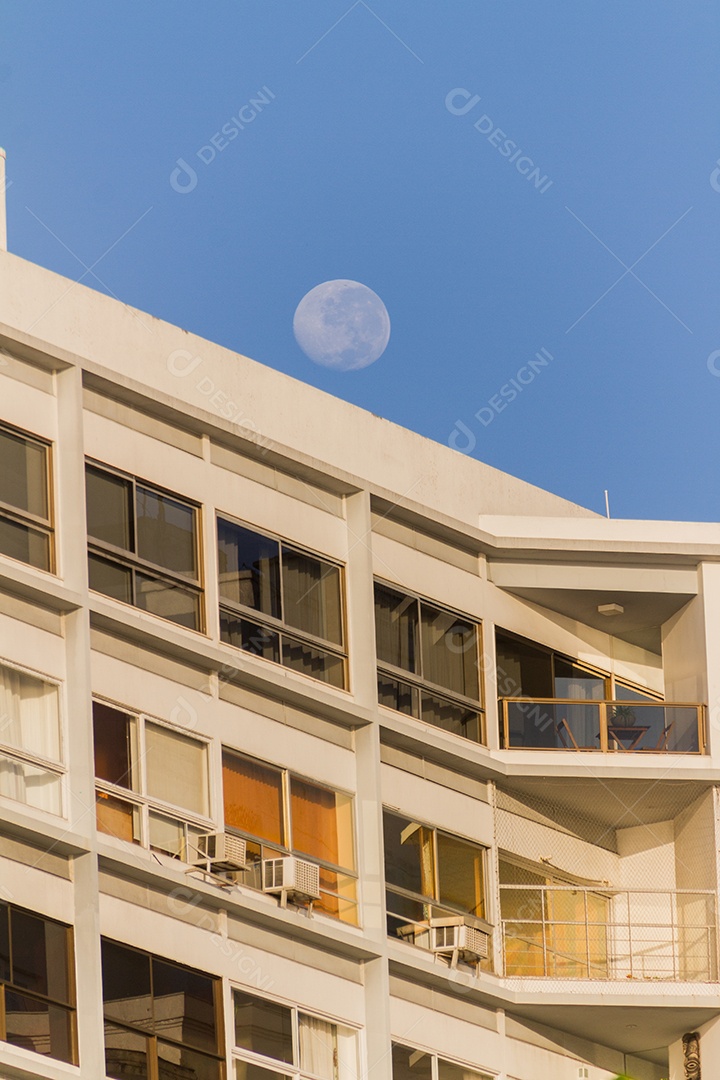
left=429, top=917, right=490, bottom=963
left=262, top=856, right=321, bottom=903
left=191, top=832, right=247, bottom=873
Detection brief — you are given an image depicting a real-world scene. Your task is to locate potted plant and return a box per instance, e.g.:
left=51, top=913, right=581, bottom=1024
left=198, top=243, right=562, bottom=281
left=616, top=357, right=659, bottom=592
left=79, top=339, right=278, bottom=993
left=609, top=705, right=637, bottom=727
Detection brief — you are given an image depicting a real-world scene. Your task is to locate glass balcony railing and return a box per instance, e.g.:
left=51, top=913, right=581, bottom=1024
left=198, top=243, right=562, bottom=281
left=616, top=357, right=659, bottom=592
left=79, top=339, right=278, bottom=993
left=499, top=698, right=704, bottom=753
left=500, top=885, right=718, bottom=981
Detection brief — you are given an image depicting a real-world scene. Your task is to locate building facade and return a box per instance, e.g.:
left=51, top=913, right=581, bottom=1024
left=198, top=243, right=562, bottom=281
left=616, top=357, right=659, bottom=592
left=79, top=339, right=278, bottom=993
left=0, top=245, right=718, bottom=1080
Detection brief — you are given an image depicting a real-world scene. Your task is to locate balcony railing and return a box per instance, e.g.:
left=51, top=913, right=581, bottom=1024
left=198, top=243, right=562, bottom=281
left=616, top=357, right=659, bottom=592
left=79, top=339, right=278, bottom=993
left=500, top=885, right=718, bottom=981
left=499, top=698, right=704, bottom=753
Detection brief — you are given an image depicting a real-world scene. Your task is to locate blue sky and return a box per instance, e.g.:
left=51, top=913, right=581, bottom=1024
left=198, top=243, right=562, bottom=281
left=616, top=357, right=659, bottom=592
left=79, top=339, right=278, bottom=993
left=2, top=1, right=720, bottom=521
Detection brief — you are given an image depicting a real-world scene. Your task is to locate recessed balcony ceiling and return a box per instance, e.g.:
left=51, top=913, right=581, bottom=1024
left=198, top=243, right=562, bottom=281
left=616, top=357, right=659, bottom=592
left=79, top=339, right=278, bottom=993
left=490, top=572, right=696, bottom=654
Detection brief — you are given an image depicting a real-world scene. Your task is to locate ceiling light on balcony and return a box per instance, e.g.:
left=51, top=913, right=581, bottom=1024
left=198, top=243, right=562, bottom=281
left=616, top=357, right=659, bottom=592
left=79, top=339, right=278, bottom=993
left=598, top=603, right=624, bottom=616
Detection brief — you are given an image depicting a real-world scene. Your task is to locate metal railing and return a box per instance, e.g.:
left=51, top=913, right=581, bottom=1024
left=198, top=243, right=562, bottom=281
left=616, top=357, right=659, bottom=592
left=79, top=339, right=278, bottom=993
left=499, top=698, right=705, bottom=753
left=500, top=885, right=718, bottom=981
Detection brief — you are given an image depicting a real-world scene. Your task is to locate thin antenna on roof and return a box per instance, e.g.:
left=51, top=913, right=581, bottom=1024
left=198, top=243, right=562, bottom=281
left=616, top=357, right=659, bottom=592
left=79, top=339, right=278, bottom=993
left=0, top=148, right=6, bottom=252
left=604, top=489, right=611, bottom=519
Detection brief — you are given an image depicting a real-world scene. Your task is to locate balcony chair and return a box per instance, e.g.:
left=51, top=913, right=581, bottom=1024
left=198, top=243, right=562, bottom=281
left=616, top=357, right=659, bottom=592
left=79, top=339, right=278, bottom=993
left=555, top=718, right=580, bottom=750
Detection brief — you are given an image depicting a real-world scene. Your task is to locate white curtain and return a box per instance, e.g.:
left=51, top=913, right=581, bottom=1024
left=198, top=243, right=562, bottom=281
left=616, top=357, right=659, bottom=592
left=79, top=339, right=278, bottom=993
left=0, top=664, right=61, bottom=813
left=145, top=722, right=208, bottom=816
left=299, top=1014, right=338, bottom=1080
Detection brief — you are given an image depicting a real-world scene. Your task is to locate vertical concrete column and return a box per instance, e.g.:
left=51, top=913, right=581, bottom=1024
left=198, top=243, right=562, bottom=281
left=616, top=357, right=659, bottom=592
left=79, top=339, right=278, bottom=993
left=56, top=364, right=107, bottom=1076
left=345, top=490, right=393, bottom=1080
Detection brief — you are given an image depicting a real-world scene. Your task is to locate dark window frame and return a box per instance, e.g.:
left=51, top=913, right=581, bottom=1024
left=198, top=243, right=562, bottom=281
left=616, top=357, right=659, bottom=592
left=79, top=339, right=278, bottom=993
left=383, top=808, right=489, bottom=925
left=85, top=460, right=204, bottom=631
left=374, top=580, right=484, bottom=738
left=0, top=420, right=55, bottom=573
left=217, top=513, right=348, bottom=688
left=101, top=938, right=225, bottom=1078
left=0, top=901, right=77, bottom=1064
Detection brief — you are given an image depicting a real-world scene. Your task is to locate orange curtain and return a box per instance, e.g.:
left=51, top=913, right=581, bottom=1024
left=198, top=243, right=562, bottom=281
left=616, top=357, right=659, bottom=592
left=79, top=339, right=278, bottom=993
left=290, top=778, right=339, bottom=865
left=222, top=752, right=284, bottom=845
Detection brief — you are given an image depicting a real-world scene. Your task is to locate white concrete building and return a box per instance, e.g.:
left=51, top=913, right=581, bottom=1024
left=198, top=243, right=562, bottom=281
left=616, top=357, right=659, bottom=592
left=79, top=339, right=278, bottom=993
left=0, top=230, right=717, bottom=1080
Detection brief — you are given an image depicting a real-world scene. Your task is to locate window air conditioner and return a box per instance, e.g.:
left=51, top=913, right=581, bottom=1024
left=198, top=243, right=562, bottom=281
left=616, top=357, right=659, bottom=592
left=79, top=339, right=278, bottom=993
left=429, top=917, right=489, bottom=963
left=262, top=856, right=321, bottom=902
left=191, top=832, right=247, bottom=873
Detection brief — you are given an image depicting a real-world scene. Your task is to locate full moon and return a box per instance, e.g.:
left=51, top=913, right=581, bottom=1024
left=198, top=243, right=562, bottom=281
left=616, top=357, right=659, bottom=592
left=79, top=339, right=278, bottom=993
left=293, top=280, right=391, bottom=371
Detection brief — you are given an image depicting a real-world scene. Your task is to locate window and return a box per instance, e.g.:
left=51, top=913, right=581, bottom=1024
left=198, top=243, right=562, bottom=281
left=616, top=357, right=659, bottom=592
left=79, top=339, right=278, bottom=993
left=102, top=939, right=223, bottom=1080
left=374, top=583, right=482, bottom=741
left=85, top=462, right=203, bottom=630
left=0, top=422, right=53, bottom=571
left=0, top=902, right=76, bottom=1063
left=0, top=660, right=64, bottom=815
left=383, top=810, right=488, bottom=946
left=233, top=989, right=358, bottom=1080
left=392, top=1045, right=493, bottom=1080
left=93, top=700, right=211, bottom=858
left=217, top=516, right=346, bottom=688
left=223, top=749, right=358, bottom=924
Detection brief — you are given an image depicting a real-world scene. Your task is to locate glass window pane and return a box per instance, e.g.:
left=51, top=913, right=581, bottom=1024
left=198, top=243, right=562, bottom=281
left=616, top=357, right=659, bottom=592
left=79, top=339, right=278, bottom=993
left=281, top=637, right=345, bottom=688
left=5, top=991, right=74, bottom=1063
left=298, top=1013, right=337, bottom=1080
left=316, top=868, right=358, bottom=925
left=0, top=428, right=48, bottom=519
left=0, top=516, right=51, bottom=570
left=282, top=549, right=343, bottom=646
left=438, top=1059, right=493, bottom=1080
left=136, top=486, right=197, bottom=578
left=152, top=958, right=218, bottom=1052
left=378, top=674, right=418, bottom=716
left=158, top=1041, right=222, bottom=1080
left=420, top=605, right=479, bottom=700
left=221, top=613, right=281, bottom=663
left=290, top=777, right=354, bottom=870
left=86, top=466, right=133, bottom=550
left=88, top=553, right=133, bottom=603
left=136, top=572, right=201, bottom=630
left=495, top=631, right=553, bottom=699
left=0, top=754, right=62, bottom=815
left=437, top=833, right=485, bottom=918
left=217, top=519, right=280, bottom=617
left=148, top=812, right=185, bottom=858
left=374, top=585, right=418, bottom=673
left=236, top=1063, right=292, bottom=1080
left=554, top=656, right=605, bottom=700
left=96, top=792, right=140, bottom=843
left=11, top=910, right=70, bottom=1003
left=223, top=752, right=284, bottom=846
left=0, top=663, right=60, bottom=760
left=101, top=940, right=152, bottom=1026
left=383, top=812, right=435, bottom=898
left=234, top=990, right=293, bottom=1064
left=105, top=1022, right=149, bottom=1080
left=145, top=722, right=208, bottom=817
left=392, top=1044, right=433, bottom=1080
left=93, top=702, right=134, bottom=788
left=421, top=694, right=481, bottom=742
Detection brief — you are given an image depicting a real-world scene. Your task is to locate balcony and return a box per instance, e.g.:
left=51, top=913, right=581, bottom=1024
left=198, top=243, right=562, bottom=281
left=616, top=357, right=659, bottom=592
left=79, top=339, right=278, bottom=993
left=500, top=885, right=718, bottom=981
left=499, top=698, right=704, bottom=753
